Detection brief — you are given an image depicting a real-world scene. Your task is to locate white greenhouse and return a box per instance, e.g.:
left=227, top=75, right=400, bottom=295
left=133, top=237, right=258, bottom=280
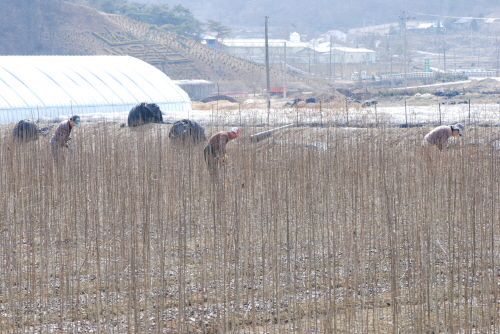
left=0, top=55, right=191, bottom=123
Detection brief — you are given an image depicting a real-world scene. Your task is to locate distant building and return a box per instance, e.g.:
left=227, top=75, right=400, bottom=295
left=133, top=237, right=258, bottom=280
left=213, top=33, right=376, bottom=65
left=217, top=33, right=309, bottom=64
left=408, top=22, right=444, bottom=30
left=293, top=43, right=376, bottom=64
left=174, top=80, right=216, bottom=100
left=201, top=35, right=223, bottom=49
left=454, top=18, right=473, bottom=26
left=331, top=46, right=376, bottom=64
left=289, top=32, right=301, bottom=42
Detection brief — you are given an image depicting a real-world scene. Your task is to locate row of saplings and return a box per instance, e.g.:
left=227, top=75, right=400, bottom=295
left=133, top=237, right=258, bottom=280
left=12, top=102, right=207, bottom=144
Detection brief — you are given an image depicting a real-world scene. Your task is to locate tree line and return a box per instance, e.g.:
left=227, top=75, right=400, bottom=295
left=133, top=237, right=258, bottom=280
left=66, top=0, right=231, bottom=41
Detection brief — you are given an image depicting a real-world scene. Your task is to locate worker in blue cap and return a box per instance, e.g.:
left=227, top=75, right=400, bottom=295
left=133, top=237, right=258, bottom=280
left=50, top=115, right=81, bottom=163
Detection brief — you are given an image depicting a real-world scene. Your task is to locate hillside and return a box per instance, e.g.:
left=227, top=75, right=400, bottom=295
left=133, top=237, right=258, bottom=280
left=0, top=1, right=322, bottom=92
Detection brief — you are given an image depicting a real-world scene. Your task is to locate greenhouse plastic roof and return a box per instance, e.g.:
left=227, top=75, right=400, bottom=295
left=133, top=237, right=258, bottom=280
left=0, top=56, right=191, bottom=123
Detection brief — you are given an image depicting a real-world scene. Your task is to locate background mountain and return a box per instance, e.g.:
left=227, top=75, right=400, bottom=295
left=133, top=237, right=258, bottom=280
left=2, top=0, right=500, bottom=95
left=133, top=0, right=500, bottom=38
left=0, top=0, right=321, bottom=91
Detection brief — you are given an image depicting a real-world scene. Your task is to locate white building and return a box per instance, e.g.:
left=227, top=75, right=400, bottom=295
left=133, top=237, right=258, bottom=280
left=215, top=33, right=376, bottom=66
left=0, top=55, right=191, bottom=123
left=218, top=34, right=309, bottom=64
left=293, top=42, right=376, bottom=64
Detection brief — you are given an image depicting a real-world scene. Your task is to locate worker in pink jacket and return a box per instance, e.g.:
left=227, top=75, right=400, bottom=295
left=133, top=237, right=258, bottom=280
left=423, top=123, right=464, bottom=151
left=204, top=127, right=242, bottom=181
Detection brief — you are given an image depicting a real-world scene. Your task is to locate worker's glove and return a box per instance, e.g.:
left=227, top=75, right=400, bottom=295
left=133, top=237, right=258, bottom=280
left=221, top=156, right=227, bottom=164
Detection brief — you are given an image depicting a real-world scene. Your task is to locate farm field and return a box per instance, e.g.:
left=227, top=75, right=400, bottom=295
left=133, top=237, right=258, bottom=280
left=5, top=96, right=499, bottom=129
left=1, top=112, right=500, bottom=332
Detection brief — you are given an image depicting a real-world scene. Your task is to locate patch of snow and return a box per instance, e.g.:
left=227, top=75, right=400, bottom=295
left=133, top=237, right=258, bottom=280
left=7, top=102, right=500, bottom=129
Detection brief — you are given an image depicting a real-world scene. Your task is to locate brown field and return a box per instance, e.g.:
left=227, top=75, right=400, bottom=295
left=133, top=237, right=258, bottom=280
left=1, top=111, right=500, bottom=333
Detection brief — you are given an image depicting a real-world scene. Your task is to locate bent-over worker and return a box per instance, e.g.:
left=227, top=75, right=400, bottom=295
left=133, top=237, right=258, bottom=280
left=50, top=115, right=81, bottom=163
left=423, top=123, right=464, bottom=151
left=204, top=127, right=242, bottom=180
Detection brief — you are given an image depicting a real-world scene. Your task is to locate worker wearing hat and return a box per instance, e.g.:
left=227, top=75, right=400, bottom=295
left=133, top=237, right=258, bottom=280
left=50, top=115, right=81, bottom=163
left=204, top=127, right=242, bottom=180
left=423, top=123, right=464, bottom=151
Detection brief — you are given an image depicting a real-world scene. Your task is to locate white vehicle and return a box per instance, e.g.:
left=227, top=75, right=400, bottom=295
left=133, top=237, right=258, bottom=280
left=351, top=71, right=369, bottom=81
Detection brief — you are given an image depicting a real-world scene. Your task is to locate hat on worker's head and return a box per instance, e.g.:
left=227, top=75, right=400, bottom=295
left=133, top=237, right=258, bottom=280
left=452, top=123, right=464, bottom=136
left=231, top=127, right=242, bottom=137
left=71, top=115, right=81, bottom=128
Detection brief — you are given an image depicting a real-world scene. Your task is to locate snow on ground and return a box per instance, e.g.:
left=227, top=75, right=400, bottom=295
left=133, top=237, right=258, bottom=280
left=395, top=77, right=500, bottom=90
left=75, top=102, right=500, bottom=127
left=374, top=103, right=500, bottom=126
left=15, top=101, right=500, bottom=128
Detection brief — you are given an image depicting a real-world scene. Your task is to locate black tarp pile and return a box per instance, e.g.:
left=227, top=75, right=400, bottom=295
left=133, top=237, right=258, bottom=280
left=168, top=119, right=206, bottom=144
left=127, top=102, right=164, bottom=127
left=12, top=120, right=53, bottom=142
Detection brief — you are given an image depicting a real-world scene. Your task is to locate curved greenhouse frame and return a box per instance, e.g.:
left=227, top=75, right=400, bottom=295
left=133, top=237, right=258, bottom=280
left=0, top=56, right=191, bottom=123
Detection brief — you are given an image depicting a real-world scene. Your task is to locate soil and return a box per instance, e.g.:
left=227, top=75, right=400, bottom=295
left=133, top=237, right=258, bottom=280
left=189, top=77, right=500, bottom=111
left=2, top=121, right=499, bottom=333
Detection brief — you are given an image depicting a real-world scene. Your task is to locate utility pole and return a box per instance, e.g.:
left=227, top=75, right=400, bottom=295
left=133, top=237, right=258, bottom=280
left=390, top=57, right=394, bottom=87
left=454, top=51, right=457, bottom=75
left=470, top=25, right=473, bottom=58
left=496, top=37, right=500, bottom=69
left=308, top=47, right=311, bottom=74
left=283, top=42, right=287, bottom=100
left=213, top=47, right=217, bottom=83
left=265, top=16, right=271, bottom=114
left=443, top=35, right=446, bottom=74
left=329, top=35, right=333, bottom=83
left=439, top=20, right=446, bottom=74
left=333, top=43, right=336, bottom=78
left=401, top=11, right=409, bottom=88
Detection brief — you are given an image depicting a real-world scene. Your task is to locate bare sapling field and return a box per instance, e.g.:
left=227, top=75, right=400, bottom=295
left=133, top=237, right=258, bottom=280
left=1, top=107, right=500, bottom=333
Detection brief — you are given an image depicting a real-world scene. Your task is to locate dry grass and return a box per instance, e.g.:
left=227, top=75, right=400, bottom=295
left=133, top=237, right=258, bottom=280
left=1, top=110, right=500, bottom=333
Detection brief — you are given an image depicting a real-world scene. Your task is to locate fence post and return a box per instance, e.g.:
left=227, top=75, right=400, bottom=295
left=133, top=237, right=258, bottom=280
left=405, top=99, right=408, bottom=127
left=468, top=99, right=471, bottom=125
left=345, top=99, right=349, bottom=127
left=439, top=102, right=442, bottom=125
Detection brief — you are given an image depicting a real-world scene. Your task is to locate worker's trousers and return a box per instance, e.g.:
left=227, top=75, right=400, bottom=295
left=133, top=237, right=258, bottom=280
left=204, top=144, right=221, bottom=182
